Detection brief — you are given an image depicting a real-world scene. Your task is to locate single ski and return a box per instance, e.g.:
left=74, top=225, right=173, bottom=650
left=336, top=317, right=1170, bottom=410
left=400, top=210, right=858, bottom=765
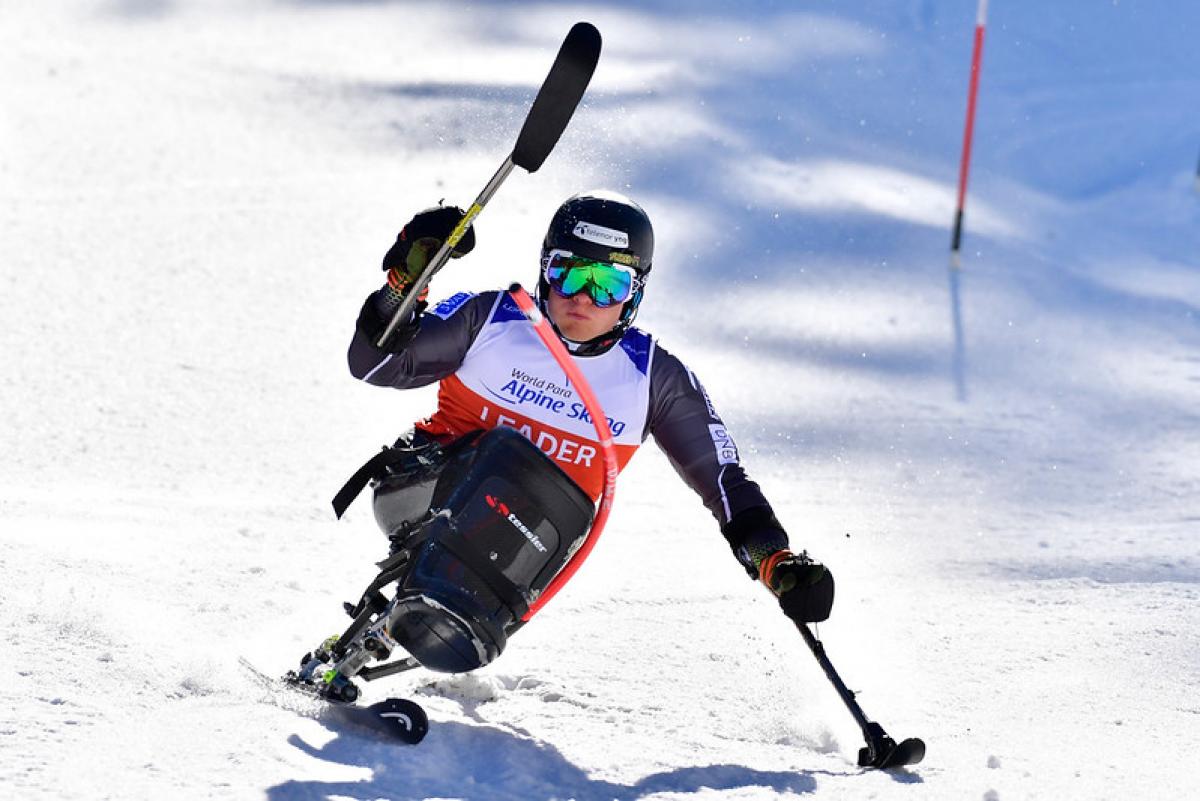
left=239, top=656, right=429, bottom=745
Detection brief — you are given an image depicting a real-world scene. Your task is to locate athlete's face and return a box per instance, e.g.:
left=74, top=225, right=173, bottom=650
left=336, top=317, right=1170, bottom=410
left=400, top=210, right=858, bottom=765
left=546, top=287, right=624, bottom=342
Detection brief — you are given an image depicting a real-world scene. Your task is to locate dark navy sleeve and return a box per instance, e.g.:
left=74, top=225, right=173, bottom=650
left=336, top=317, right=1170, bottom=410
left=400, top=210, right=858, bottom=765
left=347, top=290, right=498, bottom=389
left=647, top=344, right=790, bottom=576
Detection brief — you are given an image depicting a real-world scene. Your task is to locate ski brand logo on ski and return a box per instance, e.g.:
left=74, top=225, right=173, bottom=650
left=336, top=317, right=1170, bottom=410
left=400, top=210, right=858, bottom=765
left=573, top=221, right=628, bottom=248
left=486, top=495, right=548, bottom=553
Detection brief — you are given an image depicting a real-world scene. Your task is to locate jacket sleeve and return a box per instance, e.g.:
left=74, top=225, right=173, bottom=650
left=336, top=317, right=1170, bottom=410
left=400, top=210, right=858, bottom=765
left=647, top=344, right=790, bottom=576
left=347, top=290, right=498, bottom=389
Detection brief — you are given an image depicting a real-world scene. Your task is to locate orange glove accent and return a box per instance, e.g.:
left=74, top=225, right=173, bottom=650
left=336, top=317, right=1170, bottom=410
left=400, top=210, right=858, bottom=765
left=386, top=269, right=430, bottom=302
left=759, top=549, right=793, bottom=594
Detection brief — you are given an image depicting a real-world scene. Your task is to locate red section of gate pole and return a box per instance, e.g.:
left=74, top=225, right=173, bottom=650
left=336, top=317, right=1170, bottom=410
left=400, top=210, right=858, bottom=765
left=951, top=0, right=989, bottom=268
left=507, top=285, right=618, bottom=620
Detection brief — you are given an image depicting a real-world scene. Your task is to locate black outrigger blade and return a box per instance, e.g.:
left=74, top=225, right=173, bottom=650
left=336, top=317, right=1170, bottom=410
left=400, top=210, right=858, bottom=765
left=793, top=621, right=926, bottom=770
left=858, top=721, right=926, bottom=769
left=375, top=21, right=602, bottom=348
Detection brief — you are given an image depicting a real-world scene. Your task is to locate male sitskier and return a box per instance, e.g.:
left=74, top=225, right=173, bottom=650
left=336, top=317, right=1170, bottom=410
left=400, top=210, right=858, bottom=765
left=348, top=190, right=834, bottom=640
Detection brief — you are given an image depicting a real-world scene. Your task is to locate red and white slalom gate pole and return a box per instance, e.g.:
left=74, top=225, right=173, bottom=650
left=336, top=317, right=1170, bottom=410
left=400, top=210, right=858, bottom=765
left=950, top=0, right=989, bottom=269
left=507, top=284, right=619, bottom=621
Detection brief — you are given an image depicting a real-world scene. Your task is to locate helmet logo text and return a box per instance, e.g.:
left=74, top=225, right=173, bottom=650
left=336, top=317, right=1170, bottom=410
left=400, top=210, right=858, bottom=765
left=573, top=221, right=629, bottom=249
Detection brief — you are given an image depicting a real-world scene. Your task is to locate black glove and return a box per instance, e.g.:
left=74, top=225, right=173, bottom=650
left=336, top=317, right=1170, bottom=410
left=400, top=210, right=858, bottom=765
left=382, top=205, right=476, bottom=283
left=761, top=550, right=834, bottom=623
left=355, top=293, right=425, bottom=353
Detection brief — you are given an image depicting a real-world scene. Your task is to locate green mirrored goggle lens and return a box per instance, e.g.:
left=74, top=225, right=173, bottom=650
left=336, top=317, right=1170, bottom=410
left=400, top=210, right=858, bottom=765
left=545, top=255, right=635, bottom=307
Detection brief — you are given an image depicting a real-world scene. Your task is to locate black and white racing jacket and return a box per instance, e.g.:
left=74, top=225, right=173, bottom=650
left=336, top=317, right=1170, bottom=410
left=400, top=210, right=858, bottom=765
left=348, top=289, right=790, bottom=574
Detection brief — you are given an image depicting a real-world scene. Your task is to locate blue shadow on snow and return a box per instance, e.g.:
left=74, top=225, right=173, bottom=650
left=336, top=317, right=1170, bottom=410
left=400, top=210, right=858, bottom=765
left=266, top=719, right=840, bottom=800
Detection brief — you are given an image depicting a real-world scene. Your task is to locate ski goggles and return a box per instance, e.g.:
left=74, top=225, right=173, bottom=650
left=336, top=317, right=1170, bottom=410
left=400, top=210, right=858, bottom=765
left=543, top=249, right=639, bottom=308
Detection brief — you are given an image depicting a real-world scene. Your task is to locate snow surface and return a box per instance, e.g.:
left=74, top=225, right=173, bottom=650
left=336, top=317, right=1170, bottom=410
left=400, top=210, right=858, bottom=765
left=3, top=1, right=1198, bottom=799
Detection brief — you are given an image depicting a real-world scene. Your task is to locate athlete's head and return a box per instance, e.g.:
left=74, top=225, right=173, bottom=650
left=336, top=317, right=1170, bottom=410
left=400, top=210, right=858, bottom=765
left=537, top=190, right=654, bottom=356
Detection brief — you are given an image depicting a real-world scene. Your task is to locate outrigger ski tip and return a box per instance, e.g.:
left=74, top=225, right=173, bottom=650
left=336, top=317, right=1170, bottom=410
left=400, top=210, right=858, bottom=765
left=857, top=721, right=926, bottom=769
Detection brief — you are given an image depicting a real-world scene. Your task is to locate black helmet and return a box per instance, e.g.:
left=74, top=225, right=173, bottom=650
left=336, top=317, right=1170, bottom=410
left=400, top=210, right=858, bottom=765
left=537, top=190, right=654, bottom=356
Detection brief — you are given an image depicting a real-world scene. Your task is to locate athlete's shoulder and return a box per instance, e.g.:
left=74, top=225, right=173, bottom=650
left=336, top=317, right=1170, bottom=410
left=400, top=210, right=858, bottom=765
left=428, top=289, right=519, bottom=323
left=618, top=327, right=700, bottom=385
left=428, top=290, right=479, bottom=319
left=644, top=333, right=690, bottom=378
left=617, top=325, right=655, bottom=375
left=644, top=336, right=724, bottom=430
left=486, top=290, right=528, bottom=324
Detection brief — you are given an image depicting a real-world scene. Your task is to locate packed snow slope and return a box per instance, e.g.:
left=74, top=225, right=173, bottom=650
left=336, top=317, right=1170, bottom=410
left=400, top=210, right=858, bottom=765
left=2, top=2, right=1197, bottom=799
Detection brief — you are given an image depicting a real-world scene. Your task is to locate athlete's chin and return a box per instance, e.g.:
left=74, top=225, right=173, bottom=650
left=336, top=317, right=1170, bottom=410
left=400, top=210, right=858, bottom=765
left=559, top=324, right=596, bottom=341
left=550, top=314, right=591, bottom=340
